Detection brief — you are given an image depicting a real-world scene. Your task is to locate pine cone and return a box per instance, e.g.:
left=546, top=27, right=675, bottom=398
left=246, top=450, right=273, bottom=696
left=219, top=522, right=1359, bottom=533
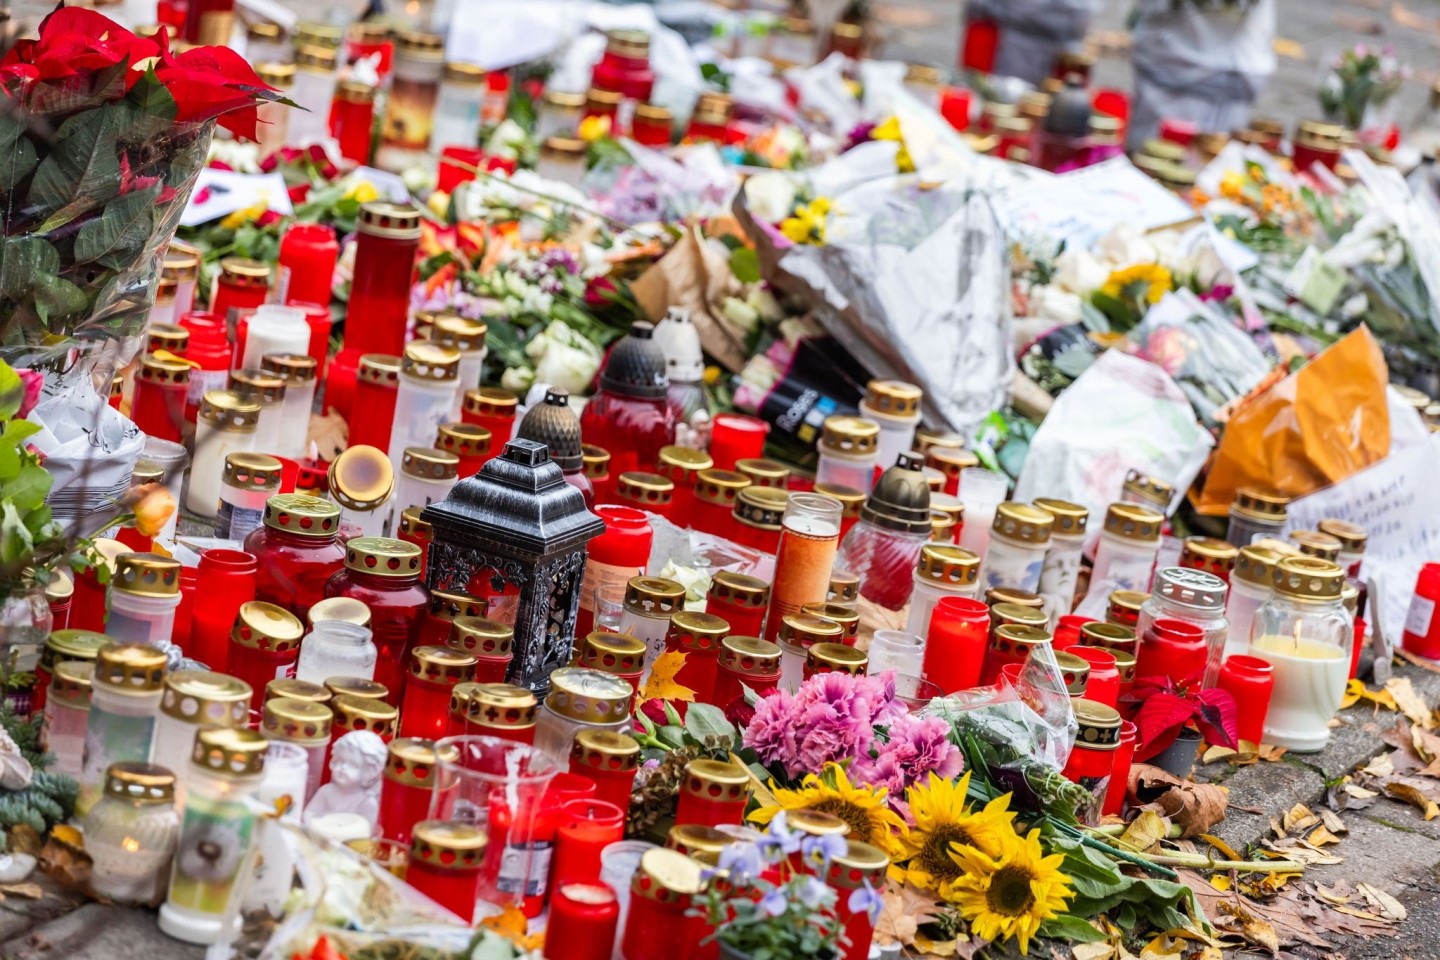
left=626, top=746, right=697, bottom=840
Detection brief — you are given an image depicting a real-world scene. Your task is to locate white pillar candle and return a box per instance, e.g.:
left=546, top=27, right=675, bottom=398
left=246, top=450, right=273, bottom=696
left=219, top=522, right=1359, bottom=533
left=1250, top=633, right=1348, bottom=752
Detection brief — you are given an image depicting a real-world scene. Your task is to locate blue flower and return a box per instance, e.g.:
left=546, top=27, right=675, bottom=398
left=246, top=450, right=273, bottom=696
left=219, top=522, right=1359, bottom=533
left=717, top=842, right=764, bottom=886
left=848, top=880, right=884, bottom=924
left=757, top=887, right=789, bottom=918
left=795, top=876, right=830, bottom=909
left=802, top=832, right=847, bottom=871
left=757, top=811, right=801, bottom=862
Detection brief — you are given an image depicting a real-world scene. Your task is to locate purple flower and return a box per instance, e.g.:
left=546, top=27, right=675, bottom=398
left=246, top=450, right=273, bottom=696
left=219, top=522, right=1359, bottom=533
left=796, top=876, right=830, bottom=909
left=882, top=713, right=965, bottom=783
left=758, top=812, right=801, bottom=861
left=802, top=832, right=847, bottom=871
left=848, top=880, right=884, bottom=924
left=718, top=842, right=763, bottom=886
left=758, top=887, right=789, bottom=918
left=743, top=689, right=801, bottom=773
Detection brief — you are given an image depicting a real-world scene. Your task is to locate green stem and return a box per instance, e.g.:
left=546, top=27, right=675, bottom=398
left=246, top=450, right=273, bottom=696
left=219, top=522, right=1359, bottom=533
left=1144, top=854, right=1305, bottom=873
left=439, top=154, right=631, bottom=230
left=1057, top=827, right=1178, bottom=880
left=1088, top=824, right=1184, bottom=839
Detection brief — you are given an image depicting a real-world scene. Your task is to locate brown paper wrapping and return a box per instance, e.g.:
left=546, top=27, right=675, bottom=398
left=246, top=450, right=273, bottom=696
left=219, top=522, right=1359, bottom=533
left=630, top=224, right=751, bottom=373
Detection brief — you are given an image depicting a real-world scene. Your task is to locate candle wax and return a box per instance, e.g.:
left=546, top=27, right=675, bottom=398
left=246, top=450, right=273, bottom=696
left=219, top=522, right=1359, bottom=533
left=1250, top=634, right=1347, bottom=753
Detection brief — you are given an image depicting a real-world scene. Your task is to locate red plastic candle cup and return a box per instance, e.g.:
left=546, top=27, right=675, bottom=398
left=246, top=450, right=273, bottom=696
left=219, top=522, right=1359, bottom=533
left=272, top=457, right=300, bottom=494
left=379, top=737, right=449, bottom=846
left=324, top=348, right=359, bottom=419
left=173, top=566, right=198, bottom=654
left=576, top=505, right=652, bottom=637
left=1217, top=655, right=1274, bottom=747
left=940, top=85, right=974, bottom=131
left=211, top=258, right=271, bottom=325
left=286, top=300, right=334, bottom=382
left=545, top=882, right=619, bottom=960
left=189, top=549, right=258, bottom=672
left=437, top=145, right=486, bottom=193
left=1403, top=562, right=1440, bottom=660
left=923, top=597, right=989, bottom=694
left=704, top=572, right=769, bottom=641
left=1157, top=116, right=1195, bottom=147
left=1350, top=613, right=1366, bottom=679
left=621, top=850, right=707, bottom=960
left=343, top=204, right=420, bottom=358
left=348, top=354, right=402, bottom=454
left=1054, top=615, right=1094, bottom=652
left=712, top=636, right=782, bottom=712
left=959, top=16, right=998, bottom=72
left=406, top=820, right=488, bottom=922
left=666, top=612, right=728, bottom=709
left=674, top=759, right=749, bottom=828
left=548, top=771, right=598, bottom=807
left=446, top=615, right=514, bottom=684
left=229, top=601, right=305, bottom=710
left=708, top=413, right=768, bottom=471
left=330, top=86, right=375, bottom=164
left=551, top=798, right=624, bottom=886
left=1061, top=698, right=1123, bottom=791
left=1136, top=618, right=1207, bottom=686
left=180, top=312, right=232, bottom=423
left=1102, top=720, right=1137, bottom=817
left=46, top=580, right=71, bottom=634
left=999, top=661, right=1024, bottom=688
left=823, top=840, right=889, bottom=960
left=1070, top=646, right=1120, bottom=708
left=131, top=355, right=190, bottom=443
left=569, top=729, right=640, bottom=814
left=278, top=223, right=339, bottom=308
left=398, top=646, right=479, bottom=740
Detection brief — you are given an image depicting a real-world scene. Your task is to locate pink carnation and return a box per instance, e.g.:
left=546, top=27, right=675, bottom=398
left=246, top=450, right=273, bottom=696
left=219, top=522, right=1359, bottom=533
left=743, top=689, right=801, bottom=773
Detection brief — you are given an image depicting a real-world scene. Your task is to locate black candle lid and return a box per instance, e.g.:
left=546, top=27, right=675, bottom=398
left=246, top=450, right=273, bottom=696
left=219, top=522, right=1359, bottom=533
left=599, top=321, right=669, bottom=400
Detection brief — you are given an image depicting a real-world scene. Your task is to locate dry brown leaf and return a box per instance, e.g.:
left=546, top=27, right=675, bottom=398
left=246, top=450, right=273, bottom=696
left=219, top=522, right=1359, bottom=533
left=1307, top=825, right=1343, bottom=846
left=38, top=833, right=91, bottom=893
left=1391, top=1, right=1440, bottom=31
left=1386, top=678, right=1434, bottom=729
left=6, top=825, right=41, bottom=857
left=1119, top=810, right=1170, bottom=854
left=1202, top=745, right=1237, bottom=764
left=1343, top=783, right=1380, bottom=799
left=1272, top=37, right=1306, bottom=59
left=1257, top=743, right=1288, bottom=762
left=1362, top=753, right=1395, bottom=778
left=1332, top=905, right=1396, bottom=925
left=1283, top=804, right=1319, bottom=833
left=1384, top=780, right=1440, bottom=819
left=1217, top=901, right=1280, bottom=954
left=1129, top=765, right=1228, bottom=837
left=1314, top=883, right=1351, bottom=905
left=1357, top=882, right=1407, bottom=921
left=1319, top=809, right=1348, bottom=834
left=1072, top=944, right=1115, bottom=960
left=875, top=880, right=940, bottom=947
left=0, top=883, right=42, bottom=900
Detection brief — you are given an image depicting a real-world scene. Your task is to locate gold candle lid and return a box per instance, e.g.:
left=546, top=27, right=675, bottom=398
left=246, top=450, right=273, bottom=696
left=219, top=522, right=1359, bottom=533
left=410, top=820, right=488, bottom=869
left=916, top=543, right=979, bottom=587
left=200, top=389, right=261, bottom=431
left=468, top=683, right=539, bottom=730
left=261, top=352, right=318, bottom=384
left=222, top=452, right=284, bottom=491
left=863, top=379, right=922, bottom=418
left=1233, top=546, right=1282, bottom=588
left=357, top=353, right=402, bottom=386
left=800, top=602, right=860, bottom=643
left=436, top=423, right=492, bottom=461
left=449, top=681, right=479, bottom=721
left=914, top=426, right=966, bottom=454
left=308, top=597, right=371, bottom=629
left=42, top=629, right=110, bottom=671
left=395, top=28, right=445, bottom=54
left=695, top=469, right=750, bottom=507
left=162, top=671, right=251, bottom=725
left=989, top=624, right=1051, bottom=655
left=924, top=468, right=945, bottom=494
left=137, top=352, right=190, bottom=386
left=788, top=809, right=850, bottom=837
left=162, top=248, right=200, bottom=282
left=192, top=727, right=267, bottom=778
left=1079, top=621, right=1137, bottom=653
left=990, top=602, right=1049, bottom=632
left=1342, top=581, right=1359, bottom=615
left=1180, top=537, right=1238, bottom=578
left=814, top=482, right=864, bottom=519
left=294, top=20, right=343, bottom=47
left=571, top=729, right=640, bottom=774
left=819, top=415, right=880, bottom=457
left=112, top=553, right=181, bottom=597
left=263, top=494, right=341, bottom=537
left=708, top=571, right=768, bottom=609
left=545, top=667, right=633, bottom=723
left=681, top=759, right=749, bottom=802
left=402, top=447, right=459, bottom=482
left=718, top=636, right=782, bottom=675
left=805, top=642, right=867, bottom=675
left=1032, top=498, right=1088, bottom=537
left=1110, top=648, right=1136, bottom=684
left=632, top=848, right=705, bottom=902
left=449, top=616, right=513, bottom=659
left=384, top=737, right=457, bottom=788
left=432, top=314, right=488, bottom=352
left=262, top=696, right=333, bottom=744
left=463, top=387, right=518, bottom=419
left=624, top=576, right=685, bottom=618
left=1073, top=699, right=1122, bottom=748
left=219, top=256, right=271, bottom=287
left=266, top=677, right=331, bottom=704
left=1289, top=530, right=1342, bottom=563
left=400, top=341, right=460, bottom=383
left=430, top=591, right=485, bottom=626
left=736, top=458, right=789, bottom=488
left=344, top=537, right=422, bottom=577
left=635, top=102, right=672, bottom=125
left=51, top=660, right=95, bottom=706
left=929, top=512, right=954, bottom=541
left=824, top=840, right=889, bottom=889
left=357, top=201, right=422, bottom=240
left=1273, top=556, right=1344, bottom=602
left=617, top=471, right=674, bottom=508
left=230, top=601, right=305, bottom=653
left=335, top=78, right=376, bottom=104
left=926, top=447, right=979, bottom=480
left=1101, top=503, right=1163, bottom=543
left=1122, top=470, right=1174, bottom=508
left=984, top=586, right=1043, bottom=610
left=667, top=823, right=730, bottom=858
left=331, top=694, right=399, bottom=738
left=1317, top=519, right=1366, bottom=554
left=657, top=446, right=713, bottom=484
left=733, top=485, right=788, bottom=529
left=410, top=646, right=478, bottom=685
left=779, top=613, right=844, bottom=649
left=104, top=762, right=174, bottom=805
left=576, top=631, right=647, bottom=675
left=1231, top=487, right=1290, bottom=522
left=442, top=61, right=487, bottom=84
left=399, top=506, right=433, bottom=543
left=1053, top=651, right=1090, bottom=696
left=829, top=569, right=860, bottom=604
left=582, top=445, right=611, bottom=479
left=666, top=611, right=730, bottom=654
left=325, top=677, right=388, bottom=701
left=991, top=502, right=1053, bottom=546
left=230, top=367, right=286, bottom=406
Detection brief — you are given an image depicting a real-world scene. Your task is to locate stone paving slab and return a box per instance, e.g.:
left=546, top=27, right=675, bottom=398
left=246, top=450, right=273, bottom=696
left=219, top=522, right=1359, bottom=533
left=0, top=900, right=202, bottom=960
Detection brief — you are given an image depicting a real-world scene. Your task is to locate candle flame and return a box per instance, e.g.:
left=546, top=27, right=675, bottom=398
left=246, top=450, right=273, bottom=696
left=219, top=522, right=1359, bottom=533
left=122, top=837, right=140, bottom=853
left=1292, top=620, right=1303, bottom=651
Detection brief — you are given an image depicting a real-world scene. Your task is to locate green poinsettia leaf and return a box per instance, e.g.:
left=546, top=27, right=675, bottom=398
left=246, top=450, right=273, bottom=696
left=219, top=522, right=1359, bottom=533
left=3, top=421, right=40, bottom=446
left=75, top=184, right=161, bottom=270
left=32, top=274, right=89, bottom=324
left=4, top=464, right=50, bottom=514
left=125, top=68, right=178, bottom=120
left=31, top=106, right=123, bottom=233
left=0, top=237, right=58, bottom=303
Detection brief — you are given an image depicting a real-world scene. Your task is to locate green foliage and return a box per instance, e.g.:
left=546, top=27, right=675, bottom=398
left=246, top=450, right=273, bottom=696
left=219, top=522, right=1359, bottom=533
left=0, top=704, right=78, bottom=834
left=1047, top=835, right=1201, bottom=933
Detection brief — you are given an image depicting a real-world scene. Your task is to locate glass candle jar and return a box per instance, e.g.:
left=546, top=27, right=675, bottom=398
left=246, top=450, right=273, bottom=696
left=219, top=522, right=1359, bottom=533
left=107, top=553, right=182, bottom=646
left=1226, top=487, right=1289, bottom=548
left=569, top=728, right=639, bottom=813
left=664, top=612, right=729, bottom=707
left=260, top=353, right=319, bottom=461
left=349, top=354, right=402, bottom=455
left=44, top=661, right=94, bottom=779
left=35, top=628, right=107, bottom=720
left=389, top=342, right=462, bottom=471
left=1033, top=498, right=1088, bottom=623
left=835, top=452, right=933, bottom=611
left=188, top=391, right=260, bottom=517
left=674, top=759, right=749, bottom=828
left=447, top=615, right=513, bottom=682
left=777, top=613, right=845, bottom=690
left=618, top=576, right=686, bottom=675
left=705, top=572, right=769, bottom=639
left=575, top=631, right=646, bottom=691
left=325, top=537, right=427, bottom=703
left=1053, top=649, right=1091, bottom=699
left=1060, top=698, right=1122, bottom=794
left=145, top=322, right=187, bottom=358
left=867, top=630, right=925, bottom=678
left=1120, top=470, right=1173, bottom=512
left=730, top=485, right=787, bottom=554
left=764, top=492, right=843, bottom=643
left=537, top=136, right=587, bottom=186
left=159, top=728, right=268, bottom=945
left=431, top=61, right=487, bottom=151
left=215, top=453, right=282, bottom=541
left=295, top=620, right=377, bottom=685
left=153, top=671, right=251, bottom=806
left=816, top=415, right=880, bottom=494
left=210, top=257, right=270, bottom=324
left=923, top=596, right=989, bottom=694
left=631, top=102, right=672, bottom=146
left=858, top=379, right=922, bottom=470
left=805, top=642, right=868, bottom=680
left=345, top=203, right=422, bottom=358
left=265, top=677, right=331, bottom=707
left=1249, top=557, right=1352, bottom=753
left=1091, top=503, right=1164, bottom=594
left=905, top=544, right=981, bottom=638
left=244, top=494, right=346, bottom=617
left=79, top=643, right=167, bottom=818
left=656, top=446, right=712, bottom=530
left=380, top=737, right=457, bottom=846
left=534, top=667, right=633, bottom=764
left=400, top=646, right=479, bottom=740
left=1180, top=537, right=1239, bottom=583
left=309, top=597, right=373, bottom=635
left=229, top=367, right=287, bottom=456
left=1136, top=568, right=1229, bottom=687
left=1226, top=546, right=1281, bottom=661
left=712, top=635, right=782, bottom=711
left=576, top=505, right=652, bottom=638
left=131, top=353, right=190, bottom=443
left=461, top=387, right=518, bottom=452
left=465, top=682, right=539, bottom=744
left=1135, top=618, right=1207, bottom=688
left=980, top=624, right=1050, bottom=688
left=377, top=31, right=445, bottom=171
left=85, top=762, right=180, bottom=906
left=621, top=849, right=705, bottom=960
left=579, top=322, right=676, bottom=477
left=229, top=602, right=306, bottom=710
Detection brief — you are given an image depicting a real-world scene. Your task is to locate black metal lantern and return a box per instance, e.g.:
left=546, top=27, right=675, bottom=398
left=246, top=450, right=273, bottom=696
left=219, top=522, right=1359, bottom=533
left=421, top=439, right=605, bottom=693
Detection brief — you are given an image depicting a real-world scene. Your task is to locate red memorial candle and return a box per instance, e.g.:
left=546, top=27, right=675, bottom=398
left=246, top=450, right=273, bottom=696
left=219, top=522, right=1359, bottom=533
left=568, top=729, right=639, bottom=814
left=923, top=596, right=988, bottom=694
left=1217, top=655, right=1274, bottom=747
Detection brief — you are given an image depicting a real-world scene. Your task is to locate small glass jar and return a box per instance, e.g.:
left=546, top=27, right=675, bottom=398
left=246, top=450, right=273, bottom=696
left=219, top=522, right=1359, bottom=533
left=538, top=135, right=587, bottom=187
left=764, top=492, right=843, bottom=644
left=330, top=444, right=397, bottom=539
left=377, top=31, right=445, bottom=171
left=229, top=602, right=307, bottom=710
left=160, top=728, right=268, bottom=945
left=465, top=682, right=538, bottom=744
left=78, top=643, right=167, bottom=818
left=259, top=695, right=332, bottom=801
left=730, top=485, right=787, bottom=554
left=1318, top=518, right=1367, bottom=579
left=431, top=61, right=487, bottom=152
left=146, top=322, right=188, bottom=358
left=210, top=257, right=270, bottom=324
left=43, top=660, right=94, bottom=779
left=704, top=571, right=769, bottom=639
left=1033, top=498, right=1088, bottom=623
left=344, top=203, right=423, bottom=358
left=107, top=553, right=182, bottom=647
left=1249, top=557, right=1352, bottom=753
left=331, top=79, right=376, bottom=164
left=1227, top=487, right=1290, bottom=547
left=260, top=353, right=319, bottom=461
left=980, top=624, right=1050, bottom=687
left=1060, top=698, right=1121, bottom=794
left=395, top=447, right=459, bottom=514
left=1180, top=536, right=1239, bottom=583
left=131, top=353, right=190, bottom=444
left=448, top=617, right=513, bottom=683
left=188, top=391, right=260, bottom=517
left=380, top=737, right=457, bottom=846
left=569, top=729, right=640, bottom=814
left=674, top=759, right=749, bottom=828
left=462, top=387, right=519, bottom=450
left=35, top=628, right=107, bottom=720
left=1225, top=545, right=1280, bottom=661
left=388, top=342, right=462, bottom=471
left=712, top=635, right=782, bottom=709
left=574, top=631, right=646, bottom=692
left=533, top=667, right=633, bottom=765
left=229, top=367, right=287, bottom=457
left=665, top=612, right=729, bottom=707
left=815, top=416, right=880, bottom=494
left=324, top=537, right=428, bottom=703
left=350, top=354, right=402, bottom=454
left=244, top=494, right=346, bottom=617
left=905, top=543, right=981, bottom=639
left=867, top=630, right=925, bottom=678
left=1091, top=503, right=1164, bottom=594
left=805, top=642, right=868, bottom=680
left=215, top=453, right=283, bottom=541
left=922, top=597, right=988, bottom=694
left=288, top=45, right=340, bottom=143
left=400, top=646, right=479, bottom=740
left=85, top=762, right=180, bottom=906
left=835, top=452, right=933, bottom=611
left=295, top=620, right=377, bottom=685
left=617, top=576, right=686, bottom=674
left=777, top=613, right=845, bottom=692
left=858, top=379, right=922, bottom=470
left=153, top=671, right=251, bottom=806
left=620, top=849, right=705, bottom=960
left=1137, top=568, right=1229, bottom=687
left=979, top=502, right=1053, bottom=594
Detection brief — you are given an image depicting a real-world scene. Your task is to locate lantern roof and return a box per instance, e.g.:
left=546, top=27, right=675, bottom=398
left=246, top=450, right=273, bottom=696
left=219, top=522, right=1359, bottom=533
left=421, top=439, right=605, bottom=555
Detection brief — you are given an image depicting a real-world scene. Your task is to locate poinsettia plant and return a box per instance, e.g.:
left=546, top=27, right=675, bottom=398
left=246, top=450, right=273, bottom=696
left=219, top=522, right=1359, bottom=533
left=1126, top=676, right=1238, bottom=761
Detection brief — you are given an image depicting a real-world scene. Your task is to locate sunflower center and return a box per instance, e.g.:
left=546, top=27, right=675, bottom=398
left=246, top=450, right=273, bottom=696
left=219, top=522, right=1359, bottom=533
left=921, top=825, right=974, bottom=880
left=987, top=865, right=1037, bottom=917
left=809, top=798, right=875, bottom=841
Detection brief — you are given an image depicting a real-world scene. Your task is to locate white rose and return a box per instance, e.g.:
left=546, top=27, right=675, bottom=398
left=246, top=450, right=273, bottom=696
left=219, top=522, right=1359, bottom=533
left=746, top=286, right=784, bottom=323
left=1029, top=286, right=1084, bottom=325
left=533, top=322, right=603, bottom=395
left=1055, top=248, right=1110, bottom=294
left=744, top=172, right=800, bottom=223
left=485, top=119, right=527, bottom=160
left=721, top=296, right=760, bottom=332
left=501, top=366, right=536, bottom=393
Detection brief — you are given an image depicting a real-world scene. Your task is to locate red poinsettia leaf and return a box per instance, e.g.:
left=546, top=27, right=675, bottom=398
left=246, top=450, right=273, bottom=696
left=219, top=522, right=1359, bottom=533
left=1133, top=692, right=1196, bottom=759
left=1193, top=688, right=1239, bottom=748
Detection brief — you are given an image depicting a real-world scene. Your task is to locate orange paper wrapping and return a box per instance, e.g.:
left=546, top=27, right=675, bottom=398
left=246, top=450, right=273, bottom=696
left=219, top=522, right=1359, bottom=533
left=1195, top=327, right=1391, bottom=516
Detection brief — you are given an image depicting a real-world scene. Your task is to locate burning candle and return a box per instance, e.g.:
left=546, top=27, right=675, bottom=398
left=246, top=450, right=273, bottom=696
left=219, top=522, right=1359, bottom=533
left=552, top=798, right=625, bottom=886
left=546, top=882, right=620, bottom=960
left=764, top=493, right=842, bottom=642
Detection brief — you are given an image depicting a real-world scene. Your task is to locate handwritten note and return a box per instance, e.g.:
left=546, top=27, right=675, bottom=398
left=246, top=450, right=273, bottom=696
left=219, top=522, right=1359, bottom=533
left=182, top=170, right=293, bottom=227
left=1286, top=436, right=1440, bottom=647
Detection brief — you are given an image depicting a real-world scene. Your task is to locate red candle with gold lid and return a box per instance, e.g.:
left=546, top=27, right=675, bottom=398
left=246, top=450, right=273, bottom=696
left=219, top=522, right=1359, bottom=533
left=399, top=646, right=478, bottom=740
left=582, top=445, right=613, bottom=506
left=436, top=422, right=492, bottom=479
left=228, top=601, right=306, bottom=710
left=396, top=506, right=433, bottom=574
left=801, top=601, right=860, bottom=646
left=448, top=615, right=514, bottom=683
left=620, top=849, right=706, bottom=960
left=418, top=589, right=485, bottom=647
left=730, top=486, right=786, bottom=554
left=980, top=624, right=1051, bottom=687
left=1079, top=621, right=1137, bottom=658
left=574, top=631, right=646, bottom=692
left=1061, top=698, right=1122, bottom=792
left=1106, top=590, right=1148, bottom=631
left=324, top=537, right=427, bottom=703
left=615, top=471, right=674, bottom=519
left=803, top=642, right=868, bottom=680
left=331, top=693, right=399, bottom=744
left=569, top=728, right=639, bottom=813
left=325, top=676, right=389, bottom=703
left=461, top=387, right=517, bottom=457
left=131, top=354, right=190, bottom=443
left=691, top=469, right=751, bottom=539
left=407, top=820, right=488, bottom=922
left=704, top=571, right=768, bottom=639
left=712, top=635, right=782, bottom=710
left=379, top=736, right=457, bottom=845
left=466, top=682, right=539, bottom=745
left=1180, top=537, right=1238, bottom=583
left=656, top=446, right=712, bottom=529
left=674, top=758, right=749, bottom=828
left=665, top=612, right=729, bottom=707
left=447, top=681, right=479, bottom=737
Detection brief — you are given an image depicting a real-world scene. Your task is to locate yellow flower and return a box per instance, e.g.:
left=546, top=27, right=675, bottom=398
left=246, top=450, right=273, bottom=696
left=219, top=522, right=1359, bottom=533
left=427, top=189, right=451, bottom=218
left=1099, top=262, right=1173, bottom=305
left=947, top=828, right=1073, bottom=955
left=749, top=763, right=907, bottom=858
left=1219, top=170, right=1246, bottom=201
left=219, top=202, right=268, bottom=230
left=780, top=196, right=832, bottom=245
left=871, top=117, right=916, bottom=173
left=128, top=484, right=176, bottom=538
left=344, top=180, right=381, bottom=204
left=578, top=114, right=613, bottom=143
left=898, top=772, right=1018, bottom=898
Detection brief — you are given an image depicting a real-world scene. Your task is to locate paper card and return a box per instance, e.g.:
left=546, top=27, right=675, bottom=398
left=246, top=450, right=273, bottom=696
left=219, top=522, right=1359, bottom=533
left=182, top=170, right=294, bottom=227
left=1282, top=246, right=1347, bottom=315
left=1286, top=435, right=1440, bottom=650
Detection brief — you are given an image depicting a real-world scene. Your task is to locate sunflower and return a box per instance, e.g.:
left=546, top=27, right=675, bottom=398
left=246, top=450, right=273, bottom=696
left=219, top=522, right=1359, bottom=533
left=898, top=772, right=1017, bottom=897
left=948, top=828, right=1073, bottom=955
left=749, top=763, right=906, bottom=858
